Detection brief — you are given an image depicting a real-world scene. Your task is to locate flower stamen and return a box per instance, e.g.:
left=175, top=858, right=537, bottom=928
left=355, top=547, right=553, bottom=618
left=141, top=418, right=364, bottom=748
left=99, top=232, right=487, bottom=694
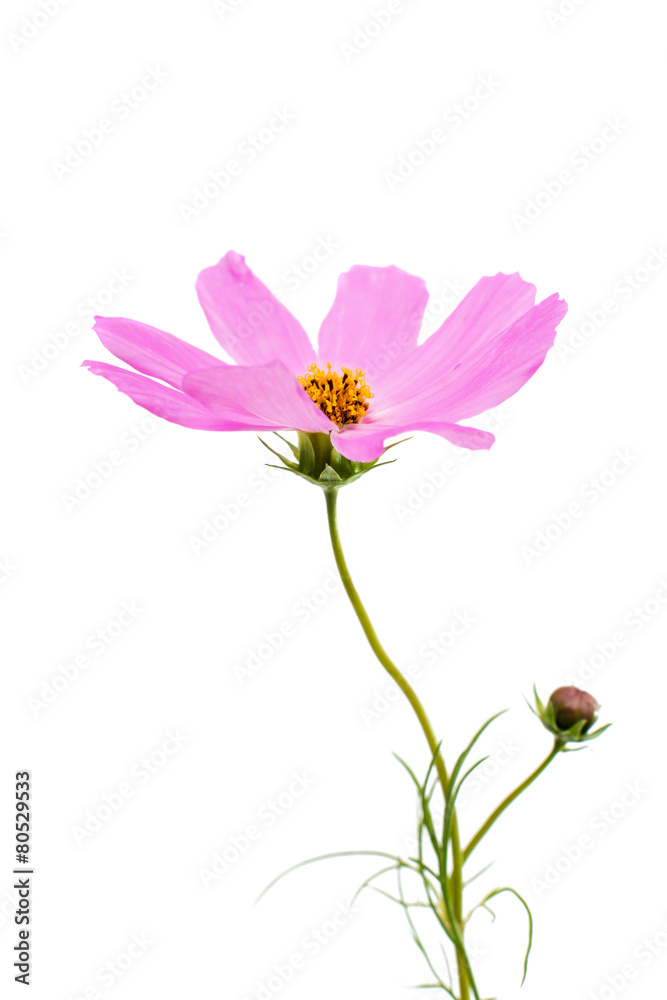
left=299, top=362, right=373, bottom=427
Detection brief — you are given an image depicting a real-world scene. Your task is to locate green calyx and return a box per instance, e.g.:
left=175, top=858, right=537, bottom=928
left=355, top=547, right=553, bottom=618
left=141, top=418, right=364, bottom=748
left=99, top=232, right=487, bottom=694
left=530, top=686, right=611, bottom=749
left=258, top=431, right=405, bottom=491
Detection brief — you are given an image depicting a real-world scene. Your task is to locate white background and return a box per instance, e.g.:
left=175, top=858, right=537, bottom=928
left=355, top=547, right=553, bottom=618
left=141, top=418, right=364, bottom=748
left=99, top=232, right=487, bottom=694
left=2, top=1, right=666, bottom=998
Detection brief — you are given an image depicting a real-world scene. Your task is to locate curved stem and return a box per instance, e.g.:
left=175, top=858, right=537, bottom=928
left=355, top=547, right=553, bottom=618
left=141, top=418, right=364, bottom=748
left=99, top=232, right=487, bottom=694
left=463, top=743, right=560, bottom=863
left=324, top=489, right=473, bottom=999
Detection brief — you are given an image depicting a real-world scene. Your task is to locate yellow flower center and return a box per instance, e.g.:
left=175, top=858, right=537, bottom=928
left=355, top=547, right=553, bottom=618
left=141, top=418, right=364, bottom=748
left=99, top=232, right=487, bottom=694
left=298, top=362, right=373, bottom=427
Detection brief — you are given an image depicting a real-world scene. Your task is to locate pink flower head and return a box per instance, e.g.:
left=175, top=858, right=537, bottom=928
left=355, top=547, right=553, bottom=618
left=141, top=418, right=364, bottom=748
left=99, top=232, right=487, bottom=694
left=84, top=251, right=567, bottom=462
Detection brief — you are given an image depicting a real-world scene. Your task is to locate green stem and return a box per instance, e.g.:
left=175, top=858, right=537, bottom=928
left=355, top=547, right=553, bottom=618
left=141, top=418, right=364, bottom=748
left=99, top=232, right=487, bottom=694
left=324, top=489, right=473, bottom=1000
left=463, top=744, right=560, bottom=863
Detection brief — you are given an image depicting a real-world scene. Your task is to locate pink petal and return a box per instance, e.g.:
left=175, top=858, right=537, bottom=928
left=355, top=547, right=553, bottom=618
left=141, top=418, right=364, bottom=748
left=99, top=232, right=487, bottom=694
left=196, top=251, right=315, bottom=373
left=317, top=265, right=428, bottom=383
left=84, top=361, right=256, bottom=430
left=183, top=360, right=334, bottom=433
left=375, top=272, right=537, bottom=402
left=333, top=420, right=494, bottom=463
left=93, top=316, right=224, bottom=390
left=426, top=272, right=537, bottom=366
left=372, top=293, right=567, bottom=425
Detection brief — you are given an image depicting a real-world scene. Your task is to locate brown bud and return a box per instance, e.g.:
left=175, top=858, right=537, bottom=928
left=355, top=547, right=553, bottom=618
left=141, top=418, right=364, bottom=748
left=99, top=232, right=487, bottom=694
left=548, top=686, right=599, bottom=732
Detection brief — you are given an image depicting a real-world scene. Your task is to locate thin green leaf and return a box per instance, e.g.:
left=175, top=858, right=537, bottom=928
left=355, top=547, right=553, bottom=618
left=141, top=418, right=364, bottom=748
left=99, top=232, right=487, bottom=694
left=438, top=939, right=454, bottom=987
left=423, top=740, right=444, bottom=792
left=442, top=713, right=506, bottom=869
left=407, top=858, right=441, bottom=883
left=421, top=791, right=441, bottom=858
left=414, top=985, right=456, bottom=994
left=397, top=869, right=457, bottom=998
left=474, top=886, right=534, bottom=985
left=256, top=849, right=400, bottom=903
left=392, top=752, right=423, bottom=792
left=426, top=777, right=440, bottom=806
left=366, top=884, right=433, bottom=909
left=417, top=743, right=446, bottom=860
left=450, top=713, right=507, bottom=796
left=349, top=863, right=402, bottom=907
left=393, top=752, right=441, bottom=860
left=457, top=756, right=491, bottom=792
left=463, top=861, right=494, bottom=888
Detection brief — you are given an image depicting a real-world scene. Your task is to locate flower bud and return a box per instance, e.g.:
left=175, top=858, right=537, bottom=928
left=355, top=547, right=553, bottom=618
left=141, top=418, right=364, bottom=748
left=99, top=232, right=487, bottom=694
left=548, top=686, right=599, bottom=733
left=531, top=684, right=608, bottom=746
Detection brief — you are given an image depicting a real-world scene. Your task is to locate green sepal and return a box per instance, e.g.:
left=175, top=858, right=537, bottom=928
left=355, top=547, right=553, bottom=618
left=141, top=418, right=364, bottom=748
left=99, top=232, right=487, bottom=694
left=295, top=430, right=316, bottom=475
left=273, top=432, right=300, bottom=459
left=259, top=431, right=404, bottom=492
left=319, top=465, right=342, bottom=483
left=257, top=436, right=299, bottom=471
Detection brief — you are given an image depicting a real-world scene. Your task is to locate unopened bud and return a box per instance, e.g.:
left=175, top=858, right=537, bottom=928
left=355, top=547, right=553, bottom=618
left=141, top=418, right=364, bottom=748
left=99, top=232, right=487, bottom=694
left=531, top=684, right=608, bottom=745
left=548, top=686, right=599, bottom=733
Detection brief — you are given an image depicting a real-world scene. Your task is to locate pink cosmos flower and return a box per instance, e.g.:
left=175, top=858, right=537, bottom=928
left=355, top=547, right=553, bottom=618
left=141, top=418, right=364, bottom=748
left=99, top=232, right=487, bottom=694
left=84, top=251, right=567, bottom=463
